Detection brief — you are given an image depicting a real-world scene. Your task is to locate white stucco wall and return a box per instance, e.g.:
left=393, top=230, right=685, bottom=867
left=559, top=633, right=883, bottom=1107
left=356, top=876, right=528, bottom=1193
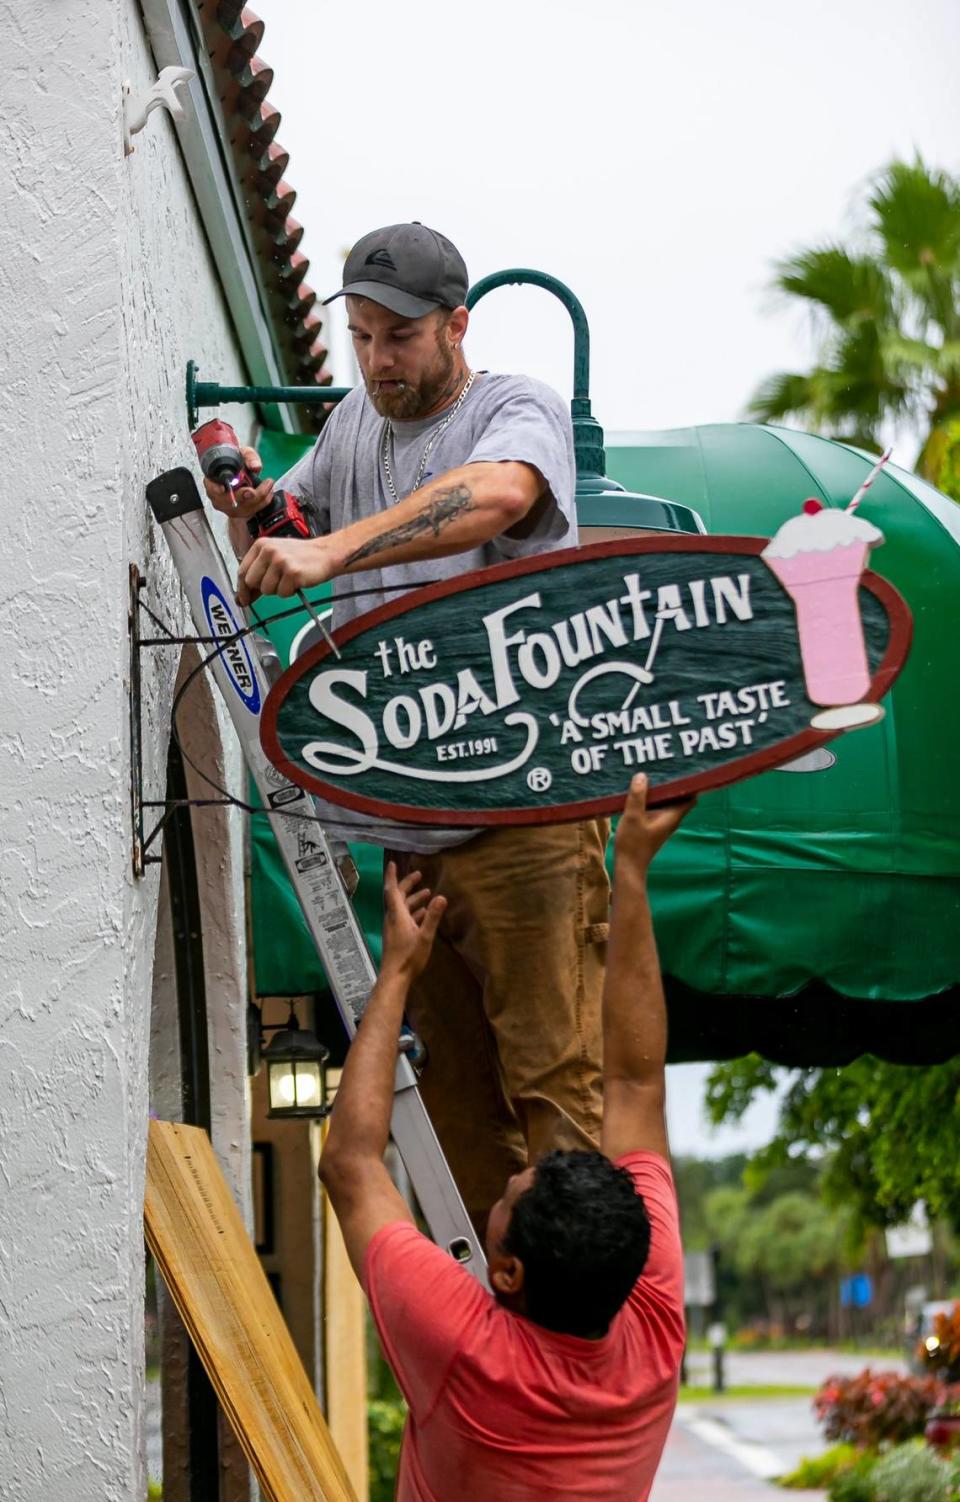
left=0, top=2, right=258, bottom=1494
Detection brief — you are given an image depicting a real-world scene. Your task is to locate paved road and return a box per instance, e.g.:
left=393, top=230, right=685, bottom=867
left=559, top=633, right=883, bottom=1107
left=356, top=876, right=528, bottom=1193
left=684, top=1345, right=906, bottom=1389
left=652, top=1414, right=811, bottom=1500
left=653, top=1398, right=825, bottom=1499
left=653, top=1348, right=907, bottom=1497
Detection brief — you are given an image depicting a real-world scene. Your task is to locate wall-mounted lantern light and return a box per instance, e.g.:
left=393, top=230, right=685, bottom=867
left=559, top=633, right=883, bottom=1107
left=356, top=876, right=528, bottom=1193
left=258, top=1004, right=331, bottom=1120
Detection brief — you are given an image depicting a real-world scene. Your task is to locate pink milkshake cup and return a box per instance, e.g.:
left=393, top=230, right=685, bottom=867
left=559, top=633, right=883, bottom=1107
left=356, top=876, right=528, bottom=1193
left=763, top=499, right=885, bottom=731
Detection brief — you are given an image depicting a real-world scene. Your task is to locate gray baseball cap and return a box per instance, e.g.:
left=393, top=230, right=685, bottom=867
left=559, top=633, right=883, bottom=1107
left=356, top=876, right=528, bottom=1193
left=323, top=222, right=469, bottom=319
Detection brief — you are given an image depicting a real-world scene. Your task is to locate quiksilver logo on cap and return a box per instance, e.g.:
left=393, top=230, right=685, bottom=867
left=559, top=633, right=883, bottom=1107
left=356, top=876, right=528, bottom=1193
left=365, top=248, right=397, bottom=270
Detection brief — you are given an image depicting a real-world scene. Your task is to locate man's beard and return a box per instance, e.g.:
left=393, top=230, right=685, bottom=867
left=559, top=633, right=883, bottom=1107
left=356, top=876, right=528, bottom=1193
left=366, top=341, right=458, bottom=420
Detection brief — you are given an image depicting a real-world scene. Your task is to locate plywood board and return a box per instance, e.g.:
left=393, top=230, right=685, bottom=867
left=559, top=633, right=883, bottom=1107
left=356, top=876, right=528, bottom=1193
left=145, top=1119, right=357, bottom=1502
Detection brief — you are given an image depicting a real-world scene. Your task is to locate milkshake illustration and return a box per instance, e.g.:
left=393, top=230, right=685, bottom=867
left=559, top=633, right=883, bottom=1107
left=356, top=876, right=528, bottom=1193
left=762, top=498, right=885, bottom=731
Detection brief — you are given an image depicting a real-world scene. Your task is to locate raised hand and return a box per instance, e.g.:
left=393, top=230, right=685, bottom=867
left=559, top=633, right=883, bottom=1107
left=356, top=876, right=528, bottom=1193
left=614, top=774, right=695, bottom=875
left=381, top=862, right=446, bottom=982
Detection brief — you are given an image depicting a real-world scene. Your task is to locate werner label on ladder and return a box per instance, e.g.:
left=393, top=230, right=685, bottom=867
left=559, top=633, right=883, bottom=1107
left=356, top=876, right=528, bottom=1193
left=145, top=465, right=485, bottom=1279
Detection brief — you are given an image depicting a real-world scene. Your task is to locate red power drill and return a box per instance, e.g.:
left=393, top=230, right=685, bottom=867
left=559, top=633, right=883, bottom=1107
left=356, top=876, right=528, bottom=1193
left=191, top=419, right=310, bottom=540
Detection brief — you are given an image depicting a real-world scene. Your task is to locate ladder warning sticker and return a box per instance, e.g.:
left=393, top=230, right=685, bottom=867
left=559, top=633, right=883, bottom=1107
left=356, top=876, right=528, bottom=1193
left=294, top=825, right=328, bottom=873
left=267, top=785, right=305, bottom=809
left=308, top=889, right=346, bottom=921
left=259, top=761, right=306, bottom=808
left=296, top=854, right=328, bottom=873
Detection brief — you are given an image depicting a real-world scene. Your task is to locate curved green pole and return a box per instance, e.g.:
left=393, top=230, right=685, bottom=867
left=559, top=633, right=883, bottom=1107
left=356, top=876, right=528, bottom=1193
left=466, top=268, right=590, bottom=407
left=465, top=268, right=607, bottom=483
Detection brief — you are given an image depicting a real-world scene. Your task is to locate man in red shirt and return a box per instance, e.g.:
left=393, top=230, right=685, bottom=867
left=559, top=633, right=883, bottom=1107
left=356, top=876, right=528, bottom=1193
left=320, top=774, right=692, bottom=1500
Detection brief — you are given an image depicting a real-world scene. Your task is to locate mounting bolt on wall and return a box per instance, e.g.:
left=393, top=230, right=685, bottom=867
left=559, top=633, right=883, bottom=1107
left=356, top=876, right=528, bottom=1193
left=123, top=66, right=194, bottom=156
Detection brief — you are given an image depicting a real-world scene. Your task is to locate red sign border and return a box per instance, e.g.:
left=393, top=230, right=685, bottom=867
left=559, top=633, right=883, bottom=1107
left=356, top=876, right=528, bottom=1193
left=259, top=535, right=913, bottom=826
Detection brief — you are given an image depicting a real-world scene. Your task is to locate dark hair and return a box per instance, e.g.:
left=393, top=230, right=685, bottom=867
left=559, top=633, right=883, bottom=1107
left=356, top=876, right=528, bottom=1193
left=501, top=1150, right=651, bottom=1337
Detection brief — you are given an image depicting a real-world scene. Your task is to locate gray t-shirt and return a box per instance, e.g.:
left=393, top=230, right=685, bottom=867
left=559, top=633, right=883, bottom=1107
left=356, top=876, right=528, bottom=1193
left=278, top=371, right=577, bottom=852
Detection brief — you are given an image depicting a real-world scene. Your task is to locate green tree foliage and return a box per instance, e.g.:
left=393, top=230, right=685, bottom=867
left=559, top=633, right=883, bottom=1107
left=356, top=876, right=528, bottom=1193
left=705, top=1055, right=960, bottom=1238
left=738, top=1191, right=846, bottom=1294
left=674, top=1151, right=820, bottom=1249
left=672, top=1153, right=747, bottom=1247
left=748, top=157, right=960, bottom=498
left=703, top=1181, right=849, bottom=1329
left=673, top=1153, right=847, bottom=1330
left=368, top=1399, right=406, bottom=1502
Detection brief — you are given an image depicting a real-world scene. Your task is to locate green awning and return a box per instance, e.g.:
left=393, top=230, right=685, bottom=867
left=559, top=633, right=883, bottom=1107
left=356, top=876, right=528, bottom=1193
left=607, top=425, right=960, bottom=1061
left=248, top=423, right=960, bottom=1063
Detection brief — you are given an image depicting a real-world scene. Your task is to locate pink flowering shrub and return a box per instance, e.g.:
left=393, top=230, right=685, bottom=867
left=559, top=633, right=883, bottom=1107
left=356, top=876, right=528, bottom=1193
left=813, top=1369, right=960, bottom=1449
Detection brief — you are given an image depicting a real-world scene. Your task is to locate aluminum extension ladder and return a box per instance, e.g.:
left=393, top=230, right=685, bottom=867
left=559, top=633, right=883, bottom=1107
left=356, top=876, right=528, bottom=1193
left=146, top=466, right=486, bottom=1281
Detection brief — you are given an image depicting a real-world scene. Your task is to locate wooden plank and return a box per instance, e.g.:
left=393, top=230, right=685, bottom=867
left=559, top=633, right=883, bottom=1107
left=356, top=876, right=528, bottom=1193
left=145, top=1119, right=358, bottom=1502
left=322, top=1098, right=370, bottom=1501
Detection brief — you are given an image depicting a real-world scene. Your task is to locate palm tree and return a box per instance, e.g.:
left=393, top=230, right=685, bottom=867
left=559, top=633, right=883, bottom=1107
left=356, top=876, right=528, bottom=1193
left=748, top=158, right=960, bottom=496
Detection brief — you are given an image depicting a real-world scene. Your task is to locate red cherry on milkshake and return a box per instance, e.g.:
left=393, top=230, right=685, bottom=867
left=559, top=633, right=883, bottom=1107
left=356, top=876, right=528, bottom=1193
left=803, top=498, right=824, bottom=515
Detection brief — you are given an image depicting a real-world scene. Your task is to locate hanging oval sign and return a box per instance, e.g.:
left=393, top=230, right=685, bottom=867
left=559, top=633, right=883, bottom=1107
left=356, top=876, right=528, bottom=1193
left=260, top=534, right=912, bottom=826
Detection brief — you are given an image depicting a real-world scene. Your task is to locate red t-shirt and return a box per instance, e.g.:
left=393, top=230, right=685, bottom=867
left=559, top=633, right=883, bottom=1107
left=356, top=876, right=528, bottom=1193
left=363, top=1152, right=684, bottom=1501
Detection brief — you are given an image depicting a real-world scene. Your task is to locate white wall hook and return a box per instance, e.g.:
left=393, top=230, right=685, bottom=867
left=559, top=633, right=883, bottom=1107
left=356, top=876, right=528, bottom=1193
left=123, top=66, right=195, bottom=156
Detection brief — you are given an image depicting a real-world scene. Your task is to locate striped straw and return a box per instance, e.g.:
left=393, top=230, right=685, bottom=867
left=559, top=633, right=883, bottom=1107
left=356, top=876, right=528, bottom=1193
left=846, top=447, right=893, bottom=513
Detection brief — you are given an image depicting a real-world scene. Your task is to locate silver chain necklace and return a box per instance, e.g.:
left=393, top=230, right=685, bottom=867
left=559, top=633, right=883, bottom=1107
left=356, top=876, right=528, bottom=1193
left=380, top=369, right=477, bottom=503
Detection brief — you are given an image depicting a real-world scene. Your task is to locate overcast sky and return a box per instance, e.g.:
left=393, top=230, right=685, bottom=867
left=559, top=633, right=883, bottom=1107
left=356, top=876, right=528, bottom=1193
left=254, top=0, right=958, bottom=455
left=248, top=0, right=957, bottom=1153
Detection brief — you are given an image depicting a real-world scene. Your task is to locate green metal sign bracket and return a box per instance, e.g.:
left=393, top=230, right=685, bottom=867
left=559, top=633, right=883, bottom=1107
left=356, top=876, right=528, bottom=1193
left=186, top=359, right=353, bottom=428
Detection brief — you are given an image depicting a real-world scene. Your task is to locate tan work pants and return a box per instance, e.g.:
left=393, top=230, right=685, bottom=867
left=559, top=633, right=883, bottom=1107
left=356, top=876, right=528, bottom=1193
left=389, top=819, right=610, bottom=1228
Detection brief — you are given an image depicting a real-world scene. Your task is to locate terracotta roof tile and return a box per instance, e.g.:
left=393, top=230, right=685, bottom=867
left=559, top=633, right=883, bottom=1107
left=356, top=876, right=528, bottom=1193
left=240, top=99, right=282, bottom=150
left=230, top=53, right=274, bottom=105
left=226, top=5, right=265, bottom=56
left=278, top=250, right=310, bottom=289
left=300, top=335, right=328, bottom=370
left=277, top=215, right=304, bottom=253
left=256, top=142, right=290, bottom=188
left=289, top=283, right=319, bottom=320
left=196, top=0, right=331, bottom=427
left=263, top=178, right=298, bottom=222
left=290, top=309, right=323, bottom=349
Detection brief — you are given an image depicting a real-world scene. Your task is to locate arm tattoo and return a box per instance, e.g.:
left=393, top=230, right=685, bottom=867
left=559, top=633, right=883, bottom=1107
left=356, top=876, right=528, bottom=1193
left=343, top=483, right=476, bottom=567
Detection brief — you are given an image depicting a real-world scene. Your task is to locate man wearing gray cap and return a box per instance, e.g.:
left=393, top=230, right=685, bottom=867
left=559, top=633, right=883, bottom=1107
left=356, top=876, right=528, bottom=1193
left=207, top=222, right=610, bottom=1231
